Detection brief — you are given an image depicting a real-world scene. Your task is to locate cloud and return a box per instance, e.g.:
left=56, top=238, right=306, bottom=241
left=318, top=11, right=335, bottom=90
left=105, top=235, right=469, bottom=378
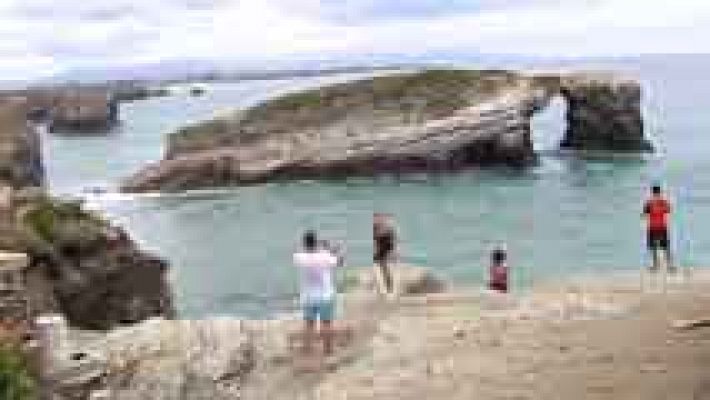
left=1, top=0, right=710, bottom=81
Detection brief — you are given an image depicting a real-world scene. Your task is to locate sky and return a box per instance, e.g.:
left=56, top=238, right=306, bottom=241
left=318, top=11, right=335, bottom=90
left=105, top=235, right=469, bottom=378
left=1, top=0, right=710, bottom=82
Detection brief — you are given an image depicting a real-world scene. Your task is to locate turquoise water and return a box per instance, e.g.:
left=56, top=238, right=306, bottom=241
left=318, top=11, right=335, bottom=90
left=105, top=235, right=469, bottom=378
left=42, top=60, right=710, bottom=318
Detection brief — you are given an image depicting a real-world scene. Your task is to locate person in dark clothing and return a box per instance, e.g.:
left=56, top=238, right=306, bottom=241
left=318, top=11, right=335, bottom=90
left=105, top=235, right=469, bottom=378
left=643, top=184, right=674, bottom=272
left=373, top=213, right=396, bottom=294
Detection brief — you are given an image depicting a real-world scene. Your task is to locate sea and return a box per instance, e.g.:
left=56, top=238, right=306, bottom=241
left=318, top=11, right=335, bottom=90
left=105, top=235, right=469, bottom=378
left=40, top=55, right=710, bottom=318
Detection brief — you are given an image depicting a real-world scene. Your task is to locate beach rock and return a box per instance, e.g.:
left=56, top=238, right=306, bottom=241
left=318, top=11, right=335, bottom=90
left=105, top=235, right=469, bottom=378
left=560, top=76, right=652, bottom=152
left=54, top=318, right=364, bottom=399
left=353, top=264, right=447, bottom=295
left=53, top=319, right=256, bottom=400
left=671, top=318, right=710, bottom=330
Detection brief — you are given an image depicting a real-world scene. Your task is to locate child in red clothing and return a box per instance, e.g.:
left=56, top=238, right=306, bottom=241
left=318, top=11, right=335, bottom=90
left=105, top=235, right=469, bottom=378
left=489, top=247, right=509, bottom=293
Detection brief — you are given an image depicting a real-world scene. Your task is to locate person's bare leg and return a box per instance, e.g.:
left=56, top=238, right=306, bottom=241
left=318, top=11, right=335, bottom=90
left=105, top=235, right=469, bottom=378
left=666, top=248, right=676, bottom=273
left=650, top=247, right=661, bottom=272
left=321, top=320, right=334, bottom=355
left=379, top=260, right=393, bottom=294
left=303, top=320, right=316, bottom=353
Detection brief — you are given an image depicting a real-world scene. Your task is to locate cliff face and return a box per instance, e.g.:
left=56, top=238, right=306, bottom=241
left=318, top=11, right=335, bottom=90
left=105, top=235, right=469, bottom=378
left=560, top=77, right=651, bottom=152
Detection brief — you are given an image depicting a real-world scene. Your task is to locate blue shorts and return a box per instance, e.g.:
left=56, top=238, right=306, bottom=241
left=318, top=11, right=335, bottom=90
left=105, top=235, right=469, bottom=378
left=303, top=300, right=335, bottom=322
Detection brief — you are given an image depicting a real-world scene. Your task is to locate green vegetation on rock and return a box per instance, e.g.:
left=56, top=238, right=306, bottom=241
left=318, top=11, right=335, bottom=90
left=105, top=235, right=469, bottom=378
left=0, top=346, right=37, bottom=400
left=20, top=196, right=106, bottom=254
left=168, top=69, right=526, bottom=156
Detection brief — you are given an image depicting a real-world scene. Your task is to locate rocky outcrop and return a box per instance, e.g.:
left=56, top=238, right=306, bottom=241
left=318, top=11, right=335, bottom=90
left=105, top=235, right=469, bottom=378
left=121, top=69, right=651, bottom=193
left=0, top=98, right=44, bottom=188
left=560, top=76, right=651, bottom=151
left=7, top=192, right=175, bottom=330
left=49, top=89, right=119, bottom=133
left=25, top=87, right=119, bottom=133
left=121, top=84, right=548, bottom=192
left=111, top=85, right=171, bottom=103
left=50, top=264, right=449, bottom=399
left=52, top=319, right=256, bottom=399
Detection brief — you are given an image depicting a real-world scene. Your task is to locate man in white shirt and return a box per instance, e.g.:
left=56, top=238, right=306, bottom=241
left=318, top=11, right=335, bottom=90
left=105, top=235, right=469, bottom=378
left=293, top=230, right=340, bottom=354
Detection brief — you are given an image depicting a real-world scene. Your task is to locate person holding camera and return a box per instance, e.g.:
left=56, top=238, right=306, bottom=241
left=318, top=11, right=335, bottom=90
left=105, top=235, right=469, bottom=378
left=293, top=230, right=342, bottom=355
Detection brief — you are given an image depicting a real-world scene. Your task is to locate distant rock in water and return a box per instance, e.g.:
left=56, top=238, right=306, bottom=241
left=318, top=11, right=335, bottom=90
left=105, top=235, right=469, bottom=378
left=122, top=70, right=553, bottom=192
left=111, top=84, right=172, bottom=102
left=120, top=69, right=652, bottom=193
left=81, top=185, right=108, bottom=195
left=23, top=86, right=119, bottom=134
left=190, top=85, right=207, bottom=97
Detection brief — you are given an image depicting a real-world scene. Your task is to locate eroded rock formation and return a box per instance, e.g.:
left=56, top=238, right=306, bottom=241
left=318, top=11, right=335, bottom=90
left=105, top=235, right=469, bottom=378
left=122, top=91, right=546, bottom=192
left=122, top=71, right=555, bottom=192
left=121, top=69, right=651, bottom=193
left=24, top=87, right=119, bottom=133
left=560, top=76, right=651, bottom=151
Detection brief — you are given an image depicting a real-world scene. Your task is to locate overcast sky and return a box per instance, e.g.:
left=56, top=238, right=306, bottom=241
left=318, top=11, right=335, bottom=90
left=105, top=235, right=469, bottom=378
left=2, top=0, right=710, bottom=81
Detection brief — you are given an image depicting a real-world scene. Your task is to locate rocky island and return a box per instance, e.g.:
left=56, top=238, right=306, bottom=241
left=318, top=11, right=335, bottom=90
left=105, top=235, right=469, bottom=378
left=121, top=69, right=651, bottom=192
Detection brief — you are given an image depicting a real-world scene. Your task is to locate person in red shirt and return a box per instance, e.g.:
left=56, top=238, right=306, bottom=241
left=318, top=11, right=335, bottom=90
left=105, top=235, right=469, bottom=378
left=643, top=184, right=674, bottom=272
left=488, top=247, right=509, bottom=293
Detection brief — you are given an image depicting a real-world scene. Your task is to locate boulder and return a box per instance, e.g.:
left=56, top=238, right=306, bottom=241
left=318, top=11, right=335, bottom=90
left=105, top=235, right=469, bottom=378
left=353, top=264, right=448, bottom=295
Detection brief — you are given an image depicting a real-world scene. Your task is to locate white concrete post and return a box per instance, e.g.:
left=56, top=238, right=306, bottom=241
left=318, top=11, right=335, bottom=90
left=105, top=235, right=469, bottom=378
left=35, top=314, right=68, bottom=375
